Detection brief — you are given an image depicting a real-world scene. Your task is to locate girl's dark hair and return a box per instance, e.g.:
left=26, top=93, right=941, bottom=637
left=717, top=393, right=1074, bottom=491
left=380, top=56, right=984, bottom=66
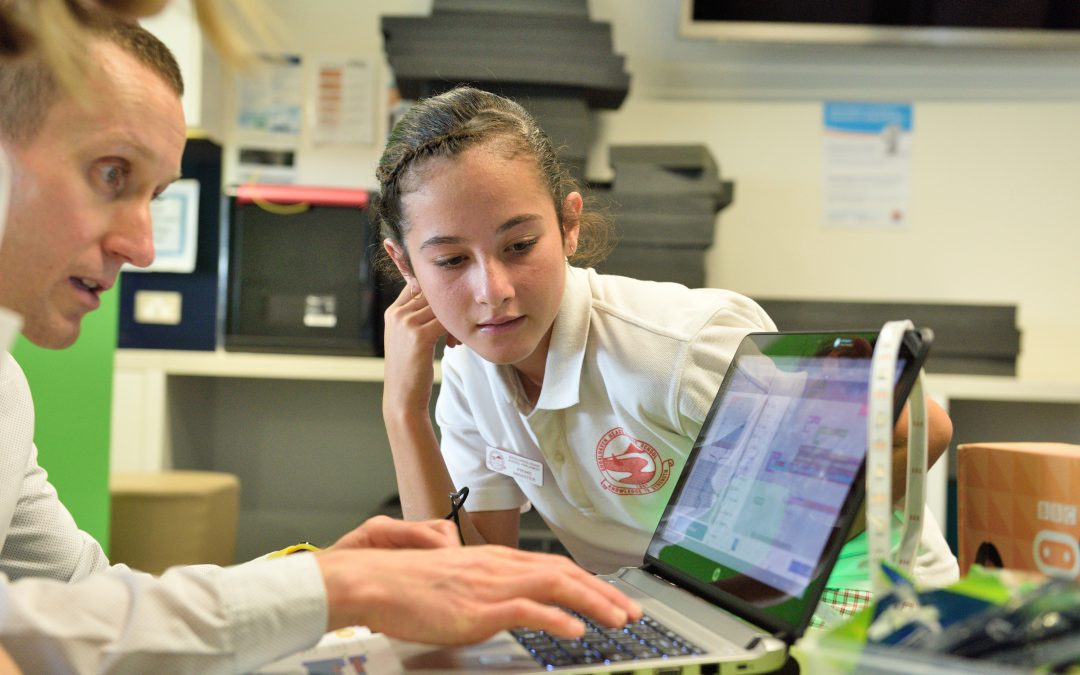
left=372, top=85, right=613, bottom=275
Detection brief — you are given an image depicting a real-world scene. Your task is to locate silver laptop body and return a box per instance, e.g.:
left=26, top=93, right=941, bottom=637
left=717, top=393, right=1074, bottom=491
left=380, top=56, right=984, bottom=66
left=391, top=329, right=932, bottom=675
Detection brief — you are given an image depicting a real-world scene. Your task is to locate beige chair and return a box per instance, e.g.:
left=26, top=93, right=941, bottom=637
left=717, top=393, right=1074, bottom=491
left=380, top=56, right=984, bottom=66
left=109, top=471, right=240, bottom=575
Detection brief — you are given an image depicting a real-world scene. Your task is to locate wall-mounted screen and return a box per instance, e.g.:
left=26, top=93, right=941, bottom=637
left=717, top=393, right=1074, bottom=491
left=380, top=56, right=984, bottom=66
left=679, top=0, right=1080, bottom=47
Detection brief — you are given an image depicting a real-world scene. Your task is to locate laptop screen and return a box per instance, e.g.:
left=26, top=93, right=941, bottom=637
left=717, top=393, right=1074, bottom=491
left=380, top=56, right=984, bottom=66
left=645, top=330, right=925, bottom=637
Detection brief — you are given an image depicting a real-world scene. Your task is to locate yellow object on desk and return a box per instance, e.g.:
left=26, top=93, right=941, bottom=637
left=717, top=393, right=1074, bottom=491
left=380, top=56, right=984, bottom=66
left=266, top=542, right=321, bottom=559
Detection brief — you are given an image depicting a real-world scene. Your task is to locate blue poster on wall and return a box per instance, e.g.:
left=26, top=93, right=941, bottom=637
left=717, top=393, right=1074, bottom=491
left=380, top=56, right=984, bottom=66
left=822, top=101, right=913, bottom=229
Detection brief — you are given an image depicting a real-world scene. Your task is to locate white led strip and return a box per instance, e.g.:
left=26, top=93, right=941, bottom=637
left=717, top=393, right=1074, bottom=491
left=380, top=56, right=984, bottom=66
left=867, top=320, right=928, bottom=598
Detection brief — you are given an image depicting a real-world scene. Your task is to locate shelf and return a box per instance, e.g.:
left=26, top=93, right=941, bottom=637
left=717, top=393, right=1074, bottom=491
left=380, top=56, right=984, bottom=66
left=114, top=348, right=443, bottom=383
left=114, top=350, right=1080, bottom=401
left=923, top=374, right=1080, bottom=404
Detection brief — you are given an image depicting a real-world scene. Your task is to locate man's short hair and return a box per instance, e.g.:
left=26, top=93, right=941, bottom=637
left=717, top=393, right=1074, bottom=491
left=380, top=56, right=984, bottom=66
left=0, top=10, right=184, bottom=144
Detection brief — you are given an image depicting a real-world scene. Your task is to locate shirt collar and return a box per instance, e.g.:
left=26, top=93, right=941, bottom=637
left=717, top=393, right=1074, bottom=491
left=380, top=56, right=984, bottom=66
left=484, top=264, right=590, bottom=412
left=534, top=264, right=590, bottom=410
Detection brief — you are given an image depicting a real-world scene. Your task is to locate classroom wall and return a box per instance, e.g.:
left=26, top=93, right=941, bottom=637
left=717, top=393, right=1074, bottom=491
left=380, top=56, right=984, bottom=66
left=218, top=0, right=1080, bottom=384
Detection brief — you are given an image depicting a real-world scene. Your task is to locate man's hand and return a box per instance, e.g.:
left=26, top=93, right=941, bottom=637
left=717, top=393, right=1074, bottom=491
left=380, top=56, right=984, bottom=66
left=315, top=545, right=642, bottom=645
left=327, top=515, right=460, bottom=552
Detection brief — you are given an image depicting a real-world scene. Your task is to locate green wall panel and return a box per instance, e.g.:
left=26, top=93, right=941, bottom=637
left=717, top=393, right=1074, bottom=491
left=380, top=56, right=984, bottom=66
left=11, top=288, right=117, bottom=551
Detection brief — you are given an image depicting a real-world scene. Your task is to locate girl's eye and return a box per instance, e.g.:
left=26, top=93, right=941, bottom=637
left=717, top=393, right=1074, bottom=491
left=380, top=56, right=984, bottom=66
left=509, top=238, right=538, bottom=254
left=435, top=255, right=466, bottom=269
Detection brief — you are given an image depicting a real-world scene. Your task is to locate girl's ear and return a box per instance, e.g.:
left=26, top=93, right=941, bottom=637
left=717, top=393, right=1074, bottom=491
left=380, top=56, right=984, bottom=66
left=384, top=238, right=419, bottom=293
left=384, top=238, right=411, bottom=277
left=561, top=192, right=583, bottom=256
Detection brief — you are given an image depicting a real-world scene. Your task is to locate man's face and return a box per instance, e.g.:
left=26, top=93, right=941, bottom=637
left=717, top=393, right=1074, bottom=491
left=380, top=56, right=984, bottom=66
left=0, top=40, right=186, bottom=348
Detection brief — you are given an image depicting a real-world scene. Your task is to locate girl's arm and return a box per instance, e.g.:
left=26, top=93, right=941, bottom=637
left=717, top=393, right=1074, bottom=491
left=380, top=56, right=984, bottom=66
left=382, top=283, right=519, bottom=547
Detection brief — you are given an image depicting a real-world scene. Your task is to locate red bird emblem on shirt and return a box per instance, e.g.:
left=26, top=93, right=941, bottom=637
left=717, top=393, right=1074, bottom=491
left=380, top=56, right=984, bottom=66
left=595, top=427, right=674, bottom=496
left=600, top=450, right=654, bottom=485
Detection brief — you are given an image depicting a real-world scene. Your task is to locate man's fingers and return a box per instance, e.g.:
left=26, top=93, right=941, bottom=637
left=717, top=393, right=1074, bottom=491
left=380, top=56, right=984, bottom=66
left=465, top=551, right=639, bottom=629
left=318, top=546, right=643, bottom=646
left=392, top=519, right=460, bottom=549
left=509, top=551, right=642, bottom=623
left=476, top=599, right=587, bottom=641
left=354, top=516, right=461, bottom=550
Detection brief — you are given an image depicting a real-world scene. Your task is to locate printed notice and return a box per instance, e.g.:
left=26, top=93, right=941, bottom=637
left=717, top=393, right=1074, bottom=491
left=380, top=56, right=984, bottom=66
left=823, top=101, right=913, bottom=229
left=235, top=54, right=304, bottom=141
left=125, top=179, right=199, bottom=273
left=313, top=59, right=375, bottom=146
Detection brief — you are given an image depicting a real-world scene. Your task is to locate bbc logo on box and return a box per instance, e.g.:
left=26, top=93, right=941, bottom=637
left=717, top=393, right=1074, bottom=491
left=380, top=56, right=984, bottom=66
left=958, top=442, right=1080, bottom=580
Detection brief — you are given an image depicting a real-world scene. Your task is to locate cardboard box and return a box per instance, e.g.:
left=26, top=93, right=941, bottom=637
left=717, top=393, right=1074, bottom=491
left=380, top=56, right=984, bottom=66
left=110, top=471, right=240, bottom=575
left=957, top=442, right=1080, bottom=579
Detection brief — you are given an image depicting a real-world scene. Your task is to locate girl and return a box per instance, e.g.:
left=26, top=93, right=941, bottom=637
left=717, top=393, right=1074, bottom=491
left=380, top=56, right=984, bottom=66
left=374, top=86, right=957, bottom=595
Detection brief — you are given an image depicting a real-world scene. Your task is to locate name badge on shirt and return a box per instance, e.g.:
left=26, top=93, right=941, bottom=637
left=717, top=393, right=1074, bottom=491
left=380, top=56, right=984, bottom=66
left=486, top=446, right=544, bottom=487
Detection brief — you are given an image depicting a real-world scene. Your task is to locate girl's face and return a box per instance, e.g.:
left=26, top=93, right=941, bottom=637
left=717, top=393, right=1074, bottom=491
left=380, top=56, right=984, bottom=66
left=388, top=143, right=580, bottom=378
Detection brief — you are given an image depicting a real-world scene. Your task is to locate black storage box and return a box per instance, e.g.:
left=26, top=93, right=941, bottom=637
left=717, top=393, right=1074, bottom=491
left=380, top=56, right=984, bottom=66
left=225, top=185, right=383, bottom=356
left=118, top=138, right=223, bottom=351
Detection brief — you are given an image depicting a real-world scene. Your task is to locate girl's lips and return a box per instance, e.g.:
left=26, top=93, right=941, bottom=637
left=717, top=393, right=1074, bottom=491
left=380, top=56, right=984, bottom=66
left=478, top=315, right=525, bottom=334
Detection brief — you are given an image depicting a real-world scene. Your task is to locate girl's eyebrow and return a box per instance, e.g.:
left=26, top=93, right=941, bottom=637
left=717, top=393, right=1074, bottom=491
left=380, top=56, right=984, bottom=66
left=419, top=213, right=542, bottom=250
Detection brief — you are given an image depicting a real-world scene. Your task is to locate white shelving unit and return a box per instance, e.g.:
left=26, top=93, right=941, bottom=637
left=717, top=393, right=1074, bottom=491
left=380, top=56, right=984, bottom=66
left=110, top=349, right=1080, bottom=561
left=114, top=348, right=395, bottom=383
left=111, top=349, right=441, bottom=559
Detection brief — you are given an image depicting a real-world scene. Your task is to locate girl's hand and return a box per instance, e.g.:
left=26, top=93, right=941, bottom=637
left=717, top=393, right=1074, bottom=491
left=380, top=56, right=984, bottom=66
left=382, top=280, right=456, bottom=410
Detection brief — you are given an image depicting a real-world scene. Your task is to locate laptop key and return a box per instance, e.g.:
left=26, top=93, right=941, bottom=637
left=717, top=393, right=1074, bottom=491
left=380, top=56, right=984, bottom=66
left=512, top=612, right=704, bottom=669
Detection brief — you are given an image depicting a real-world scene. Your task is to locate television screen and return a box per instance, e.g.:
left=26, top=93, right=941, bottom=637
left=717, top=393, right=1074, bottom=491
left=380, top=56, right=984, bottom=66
left=680, top=0, right=1080, bottom=47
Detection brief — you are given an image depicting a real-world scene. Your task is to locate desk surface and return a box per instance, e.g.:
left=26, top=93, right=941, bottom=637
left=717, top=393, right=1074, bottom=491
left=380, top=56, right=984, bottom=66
left=114, top=348, right=434, bottom=383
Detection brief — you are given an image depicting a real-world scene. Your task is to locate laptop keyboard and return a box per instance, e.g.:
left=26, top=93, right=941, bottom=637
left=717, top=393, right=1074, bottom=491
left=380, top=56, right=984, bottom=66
left=511, top=613, right=705, bottom=669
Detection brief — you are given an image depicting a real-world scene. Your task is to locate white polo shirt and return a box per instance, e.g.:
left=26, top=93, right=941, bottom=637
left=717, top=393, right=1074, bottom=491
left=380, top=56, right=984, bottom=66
left=436, top=266, right=776, bottom=573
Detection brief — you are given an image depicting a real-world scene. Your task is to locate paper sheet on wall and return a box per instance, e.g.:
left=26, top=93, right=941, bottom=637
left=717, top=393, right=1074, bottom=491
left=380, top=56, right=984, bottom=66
left=822, top=101, right=913, bottom=229
left=234, top=54, right=303, bottom=185
left=313, top=59, right=375, bottom=146
left=235, top=54, right=304, bottom=143
left=124, top=178, right=200, bottom=273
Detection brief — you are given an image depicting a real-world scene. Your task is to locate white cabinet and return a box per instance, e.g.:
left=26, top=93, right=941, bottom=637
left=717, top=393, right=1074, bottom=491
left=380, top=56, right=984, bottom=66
left=111, top=349, right=439, bottom=560
left=139, top=0, right=224, bottom=137
left=110, top=349, right=1080, bottom=560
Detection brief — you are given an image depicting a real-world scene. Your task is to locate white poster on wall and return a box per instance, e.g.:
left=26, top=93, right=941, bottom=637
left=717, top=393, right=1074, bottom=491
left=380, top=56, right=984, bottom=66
left=235, top=54, right=304, bottom=142
left=124, top=179, right=200, bottom=273
left=822, top=101, right=913, bottom=229
left=312, top=58, right=375, bottom=146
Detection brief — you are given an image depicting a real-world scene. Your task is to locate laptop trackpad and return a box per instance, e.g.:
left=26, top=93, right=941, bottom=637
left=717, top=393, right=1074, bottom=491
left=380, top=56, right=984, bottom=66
left=391, top=632, right=536, bottom=673
left=612, top=567, right=775, bottom=649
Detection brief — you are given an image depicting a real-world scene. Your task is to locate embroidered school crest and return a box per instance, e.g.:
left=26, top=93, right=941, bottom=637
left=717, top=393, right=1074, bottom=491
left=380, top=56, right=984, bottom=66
left=595, top=427, right=674, bottom=496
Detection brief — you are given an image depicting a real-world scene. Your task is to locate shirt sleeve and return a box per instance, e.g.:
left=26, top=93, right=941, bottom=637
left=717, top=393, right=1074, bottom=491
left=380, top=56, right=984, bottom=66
left=0, top=443, right=111, bottom=583
left=0, top=553, right=328, bottom=675
left=676, top=292, right=777, bottom=436
left=435, top=351, right=527, bottom=513
left=0, top=351, right=110, bottom=583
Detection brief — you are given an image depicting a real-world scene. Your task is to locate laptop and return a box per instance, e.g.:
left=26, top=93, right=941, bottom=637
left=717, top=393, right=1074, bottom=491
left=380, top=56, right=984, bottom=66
left=391, top=329, right=933, bottom=674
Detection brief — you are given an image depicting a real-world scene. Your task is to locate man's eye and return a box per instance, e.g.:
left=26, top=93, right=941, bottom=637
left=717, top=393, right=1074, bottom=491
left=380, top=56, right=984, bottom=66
left=92, top=162, right=128, bottom=195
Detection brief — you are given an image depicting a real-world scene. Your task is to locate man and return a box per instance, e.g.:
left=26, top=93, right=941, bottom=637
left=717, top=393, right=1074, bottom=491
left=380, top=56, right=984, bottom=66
left=0, top=11, right=639, bottom=674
